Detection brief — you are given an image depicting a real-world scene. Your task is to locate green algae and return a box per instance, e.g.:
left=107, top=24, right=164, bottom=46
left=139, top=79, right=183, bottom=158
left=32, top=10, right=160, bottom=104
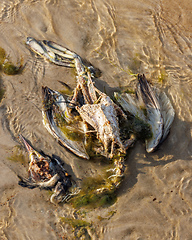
left=59, top=124, right=84, bottom=141
left=2, top=61, right=22, bottom=75
left=54, top=112, right=85, bottom=142
left=8, top=145, right=28, bottom=165
left=70, top=176, right=117, bottom=209
left=97, top=210, right=117, bottom=221
left=0, top=79, right=5, bottom=102
left=59, top=89, right=73, bottom=96
left=0, top=88, right=5, bottom=101
left=60, top=217, right=93, bottom=239
left=124, top=88, right=135, bottom=94
left=158, top=69, right=167, bottom=84
left=131, top=116, right=152, bottom=141
left=60, top=217, right=92, bottom=228
left=128, top=53, right=142, bottom=74
left=0, top=47, right=6, bottom=65
left=119, top=114, right=152, bottom=143
left=0, top=47, right=23, bottom=75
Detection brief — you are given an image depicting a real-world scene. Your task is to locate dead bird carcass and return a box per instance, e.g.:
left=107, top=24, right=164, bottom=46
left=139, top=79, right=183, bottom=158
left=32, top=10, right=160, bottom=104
left=26, top=37, right=174, bottom=200
left=42, top=86, right=90, bottom=160
left=27, top=37, right=136, bottom=190
left=18, top=135, right=78, bottom=204
left=114, top=74, right=175, bottom=152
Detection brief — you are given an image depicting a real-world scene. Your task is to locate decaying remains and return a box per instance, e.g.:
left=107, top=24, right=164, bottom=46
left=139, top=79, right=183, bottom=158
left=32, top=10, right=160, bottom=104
left=18, top=135, right=78, bottom=204
left=115, top=74, right=175, bottom=152
left=27, top=37, right=136, bottom=191
left=42, top=86, right=89, bottom=160
left=24, top=37, right=175, bottom=204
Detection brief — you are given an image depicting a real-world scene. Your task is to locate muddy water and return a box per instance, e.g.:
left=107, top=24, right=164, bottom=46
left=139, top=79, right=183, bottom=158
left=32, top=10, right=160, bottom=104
left=0, top=0, right=192, bottom=239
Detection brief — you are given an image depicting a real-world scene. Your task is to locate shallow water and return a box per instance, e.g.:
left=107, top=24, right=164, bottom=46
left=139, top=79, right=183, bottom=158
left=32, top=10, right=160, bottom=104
left=0, top=0, right=192, bottom=239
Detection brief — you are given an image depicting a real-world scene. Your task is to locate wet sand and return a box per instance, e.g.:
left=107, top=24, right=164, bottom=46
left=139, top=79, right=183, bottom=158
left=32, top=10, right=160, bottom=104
left=0, top=0, right=192, bottom=239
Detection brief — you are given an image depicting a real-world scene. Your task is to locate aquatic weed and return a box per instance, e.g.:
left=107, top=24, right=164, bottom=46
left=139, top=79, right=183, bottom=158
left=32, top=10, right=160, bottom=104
left=0, top=79, right=5, bottom=102
left=59, top=89, right=73, bottom=96
left=119, top=113, right=152, bottom=142
left=97, top=210, right=117, bottom=221
left=158, top=69, right=167, bottom=84
left=59, top=124, right=84, bottom=141
left=2, top=61, right=22, bottom=75
left=60, top=217, right=92, bottom=228
left=70, top=176, right=117, bottom=209
left=60, top=217, right=92, bottom=239
left=55, top=113, right=84, bottom=141
left=8, top=145, right=28, bottom=165
left=0, top=47, right=6, bottom=65
left=128, top=53, right=142, bottom=74
left=123, top=88, right=135, bottom=94
left=0, top=47, right=23, bottom=75
left=0, top=87, right=5, bottom=101
left=131, top=116, right=152, bottom=141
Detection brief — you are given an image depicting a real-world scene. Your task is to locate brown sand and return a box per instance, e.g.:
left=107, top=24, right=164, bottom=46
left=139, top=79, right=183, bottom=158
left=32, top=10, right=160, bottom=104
left=0, top=0, right=192, bottom=239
